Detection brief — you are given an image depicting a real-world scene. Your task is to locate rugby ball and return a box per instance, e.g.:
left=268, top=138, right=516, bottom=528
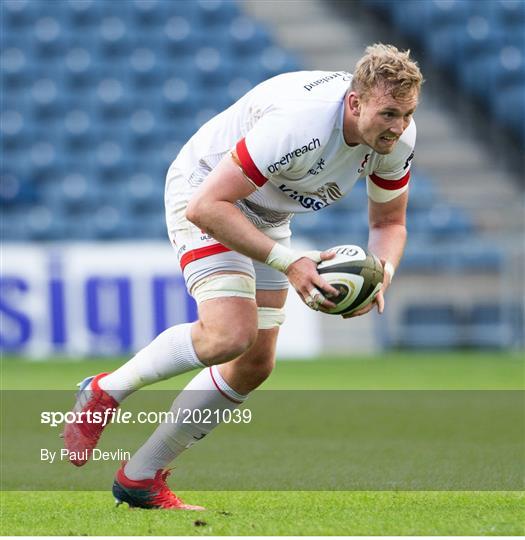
left=317, top=245, right=383, bottom=315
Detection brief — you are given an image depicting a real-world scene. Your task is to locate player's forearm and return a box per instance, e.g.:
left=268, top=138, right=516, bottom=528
left=186, top=200, right=275, bottom=263
left=367, top=223, right=406, bottom=271
left=367, top=192, right=408, bottom=275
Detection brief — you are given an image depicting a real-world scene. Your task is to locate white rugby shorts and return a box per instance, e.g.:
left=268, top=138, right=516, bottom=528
left=165, top=163, right=291, bottom=294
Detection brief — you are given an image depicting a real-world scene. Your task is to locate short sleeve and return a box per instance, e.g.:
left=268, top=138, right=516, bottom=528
left=367, top=120, right=416, bottom=203
left=234, top=108, right=326, bottom=187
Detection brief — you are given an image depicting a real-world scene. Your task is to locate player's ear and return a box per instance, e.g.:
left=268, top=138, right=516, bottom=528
left=348, top=92, right=361, bottom=116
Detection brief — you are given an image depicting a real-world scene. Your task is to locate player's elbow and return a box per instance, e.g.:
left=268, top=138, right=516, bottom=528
left=185, top=196, right=206, bottom=227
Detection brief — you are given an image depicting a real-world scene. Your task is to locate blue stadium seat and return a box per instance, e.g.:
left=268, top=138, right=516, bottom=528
left=465, top=303, right=512, bottom=348
left=1, top=0, right=38, bottom=30
left=162, top=15, right=203, bottom=58
left=1, top=102, right=31, bottom=154
left=0, top=46, right=33, bottom=89
left=394, top=0, right=469, bottom=46
left=126, top=106, right=162, bottom=150
left=193, top=46, right=235, bottom=88
left=253, top=46, right=301, bottom=80
left=460, top=50, right=524, bottom=105
left=424, top=23, right=466, bottom=72
left=94, top=74, right=134, bottom=121
left=92, top=204, right=135, bottom=239
left=65, top=0, right=104, bottom=29
left=32, top=14, right=70, bottom=60
left=409, top=205, right=474, bottom=240
left=399, top=304, right=464, bottom=349
left=25, top=204, right=68, bottom=241
left=121, top=171, right=165, bottom=213
left=2, top=209, right=31, bottom=241
left=196, top=0, right=239, bottom=27
left=30, top=73, right=66, bottom=121
left=497, top=0, right=525, bottom=26
left=128, top=48, right=171, bottom=89
left=0, top=168, right=38, bottom=209
left=407, top=173, right=437, bottom=211
left=130, top=0, right=173, bottom=29
left=96, top=14, right=133, bottom=59
left=494, top=84, right=525, bottom=142
left=63, top=47, right=99, bottom=91
left=138, top=213, right=169, bottom=239
left=228, top=17, right=272, bottom=60
left=61, top=106, right=99, bottom=154
left=26, top=131, right=61, bottom=182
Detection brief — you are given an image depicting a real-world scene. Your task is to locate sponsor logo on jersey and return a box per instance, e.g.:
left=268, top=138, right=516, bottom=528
left=278, top=181, right=343, bottom=211
left=308, top=157, right=326, bottom=176
left=303, top=71, right=352, bottom=92
left=357, top=153, right=371, bottom=174
left=404, top=151, right=414, bottom=170
left=267, top=137, right=321, bottom=174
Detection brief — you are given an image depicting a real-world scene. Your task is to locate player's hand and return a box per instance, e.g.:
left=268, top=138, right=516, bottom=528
left=342, top=287, right=384, bottom=318
left=286, top=250, right=339, bottom=311
left=341, top=259, right=392, bottom=319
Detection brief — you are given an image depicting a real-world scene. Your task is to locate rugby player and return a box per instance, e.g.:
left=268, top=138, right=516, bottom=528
left=64, top=43, right=423, bottom=510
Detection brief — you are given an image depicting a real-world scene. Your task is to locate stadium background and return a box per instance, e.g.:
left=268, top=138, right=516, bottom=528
left=2, top=0, right=524, bottom=357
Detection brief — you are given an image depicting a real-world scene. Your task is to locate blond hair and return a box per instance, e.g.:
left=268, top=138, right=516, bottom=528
left=351, top=43, right=423, bottom=100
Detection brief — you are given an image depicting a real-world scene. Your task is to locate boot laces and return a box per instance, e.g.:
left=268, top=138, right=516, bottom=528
left=151, top=469, right=185, bottom=508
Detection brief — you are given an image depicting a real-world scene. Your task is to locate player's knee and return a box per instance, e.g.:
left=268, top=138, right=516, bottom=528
left=214, top=325, right=258, bottom=363
left=197, top=320, right=258, bottom=364
left=191, top=273, right=258, bottom=364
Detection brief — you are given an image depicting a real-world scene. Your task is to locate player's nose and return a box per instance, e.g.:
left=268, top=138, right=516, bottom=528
left=391, top=118, right=404, bottom=135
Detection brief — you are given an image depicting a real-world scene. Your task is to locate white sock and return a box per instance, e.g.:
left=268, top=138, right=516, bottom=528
left=98, top=323, right=204, bottom=402
left=124, top=365, right=246, bottom=480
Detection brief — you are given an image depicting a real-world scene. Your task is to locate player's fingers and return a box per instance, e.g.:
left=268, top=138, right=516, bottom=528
left=319, top=250, right=336, bottom=261
left=342, top=302, right=374, bottom=319
left=313, top=275, right=339, bottom=298
left=375, top=291, right=385, bottom=314
left=303, top=286, right=336, bottom=310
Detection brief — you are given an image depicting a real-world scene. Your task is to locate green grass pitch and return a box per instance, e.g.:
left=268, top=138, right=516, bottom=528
left=1, top=351, right=524, bottom=536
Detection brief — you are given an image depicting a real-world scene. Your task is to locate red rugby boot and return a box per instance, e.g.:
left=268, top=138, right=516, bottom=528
left=112, top=464, right=205, bottom=510
left=63, top=372, right=119, bottom=466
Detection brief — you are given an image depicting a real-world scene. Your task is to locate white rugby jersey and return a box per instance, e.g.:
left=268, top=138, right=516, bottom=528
left=171, top=70, right=416, bottom=230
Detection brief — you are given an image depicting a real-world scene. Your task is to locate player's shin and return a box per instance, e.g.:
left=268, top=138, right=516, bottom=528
left=99, top=322, right=205, bottom=402
left=123, top=365, right=246, bottom=480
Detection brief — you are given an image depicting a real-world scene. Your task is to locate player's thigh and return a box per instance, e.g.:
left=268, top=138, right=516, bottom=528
left=192, top=242, right=289, bottom=362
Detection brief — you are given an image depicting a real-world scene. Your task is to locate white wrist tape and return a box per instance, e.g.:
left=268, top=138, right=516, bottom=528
left=383, top=261, right=395, bottom=281
left=265, top=243, right=322, bottom=273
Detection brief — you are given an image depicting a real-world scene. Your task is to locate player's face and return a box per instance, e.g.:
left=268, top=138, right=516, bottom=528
left=356, top=86, right=418, bottom=154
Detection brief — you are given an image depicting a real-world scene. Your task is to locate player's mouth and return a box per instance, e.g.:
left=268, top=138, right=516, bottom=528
left=379, top=134, right=398, bottom=145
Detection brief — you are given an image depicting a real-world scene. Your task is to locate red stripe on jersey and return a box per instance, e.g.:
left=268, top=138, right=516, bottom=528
left=180, top=244, right=231, bottom=271
left=235, top=138, right=268, bottom=187
left=370, top=170, right=410, bottom=190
